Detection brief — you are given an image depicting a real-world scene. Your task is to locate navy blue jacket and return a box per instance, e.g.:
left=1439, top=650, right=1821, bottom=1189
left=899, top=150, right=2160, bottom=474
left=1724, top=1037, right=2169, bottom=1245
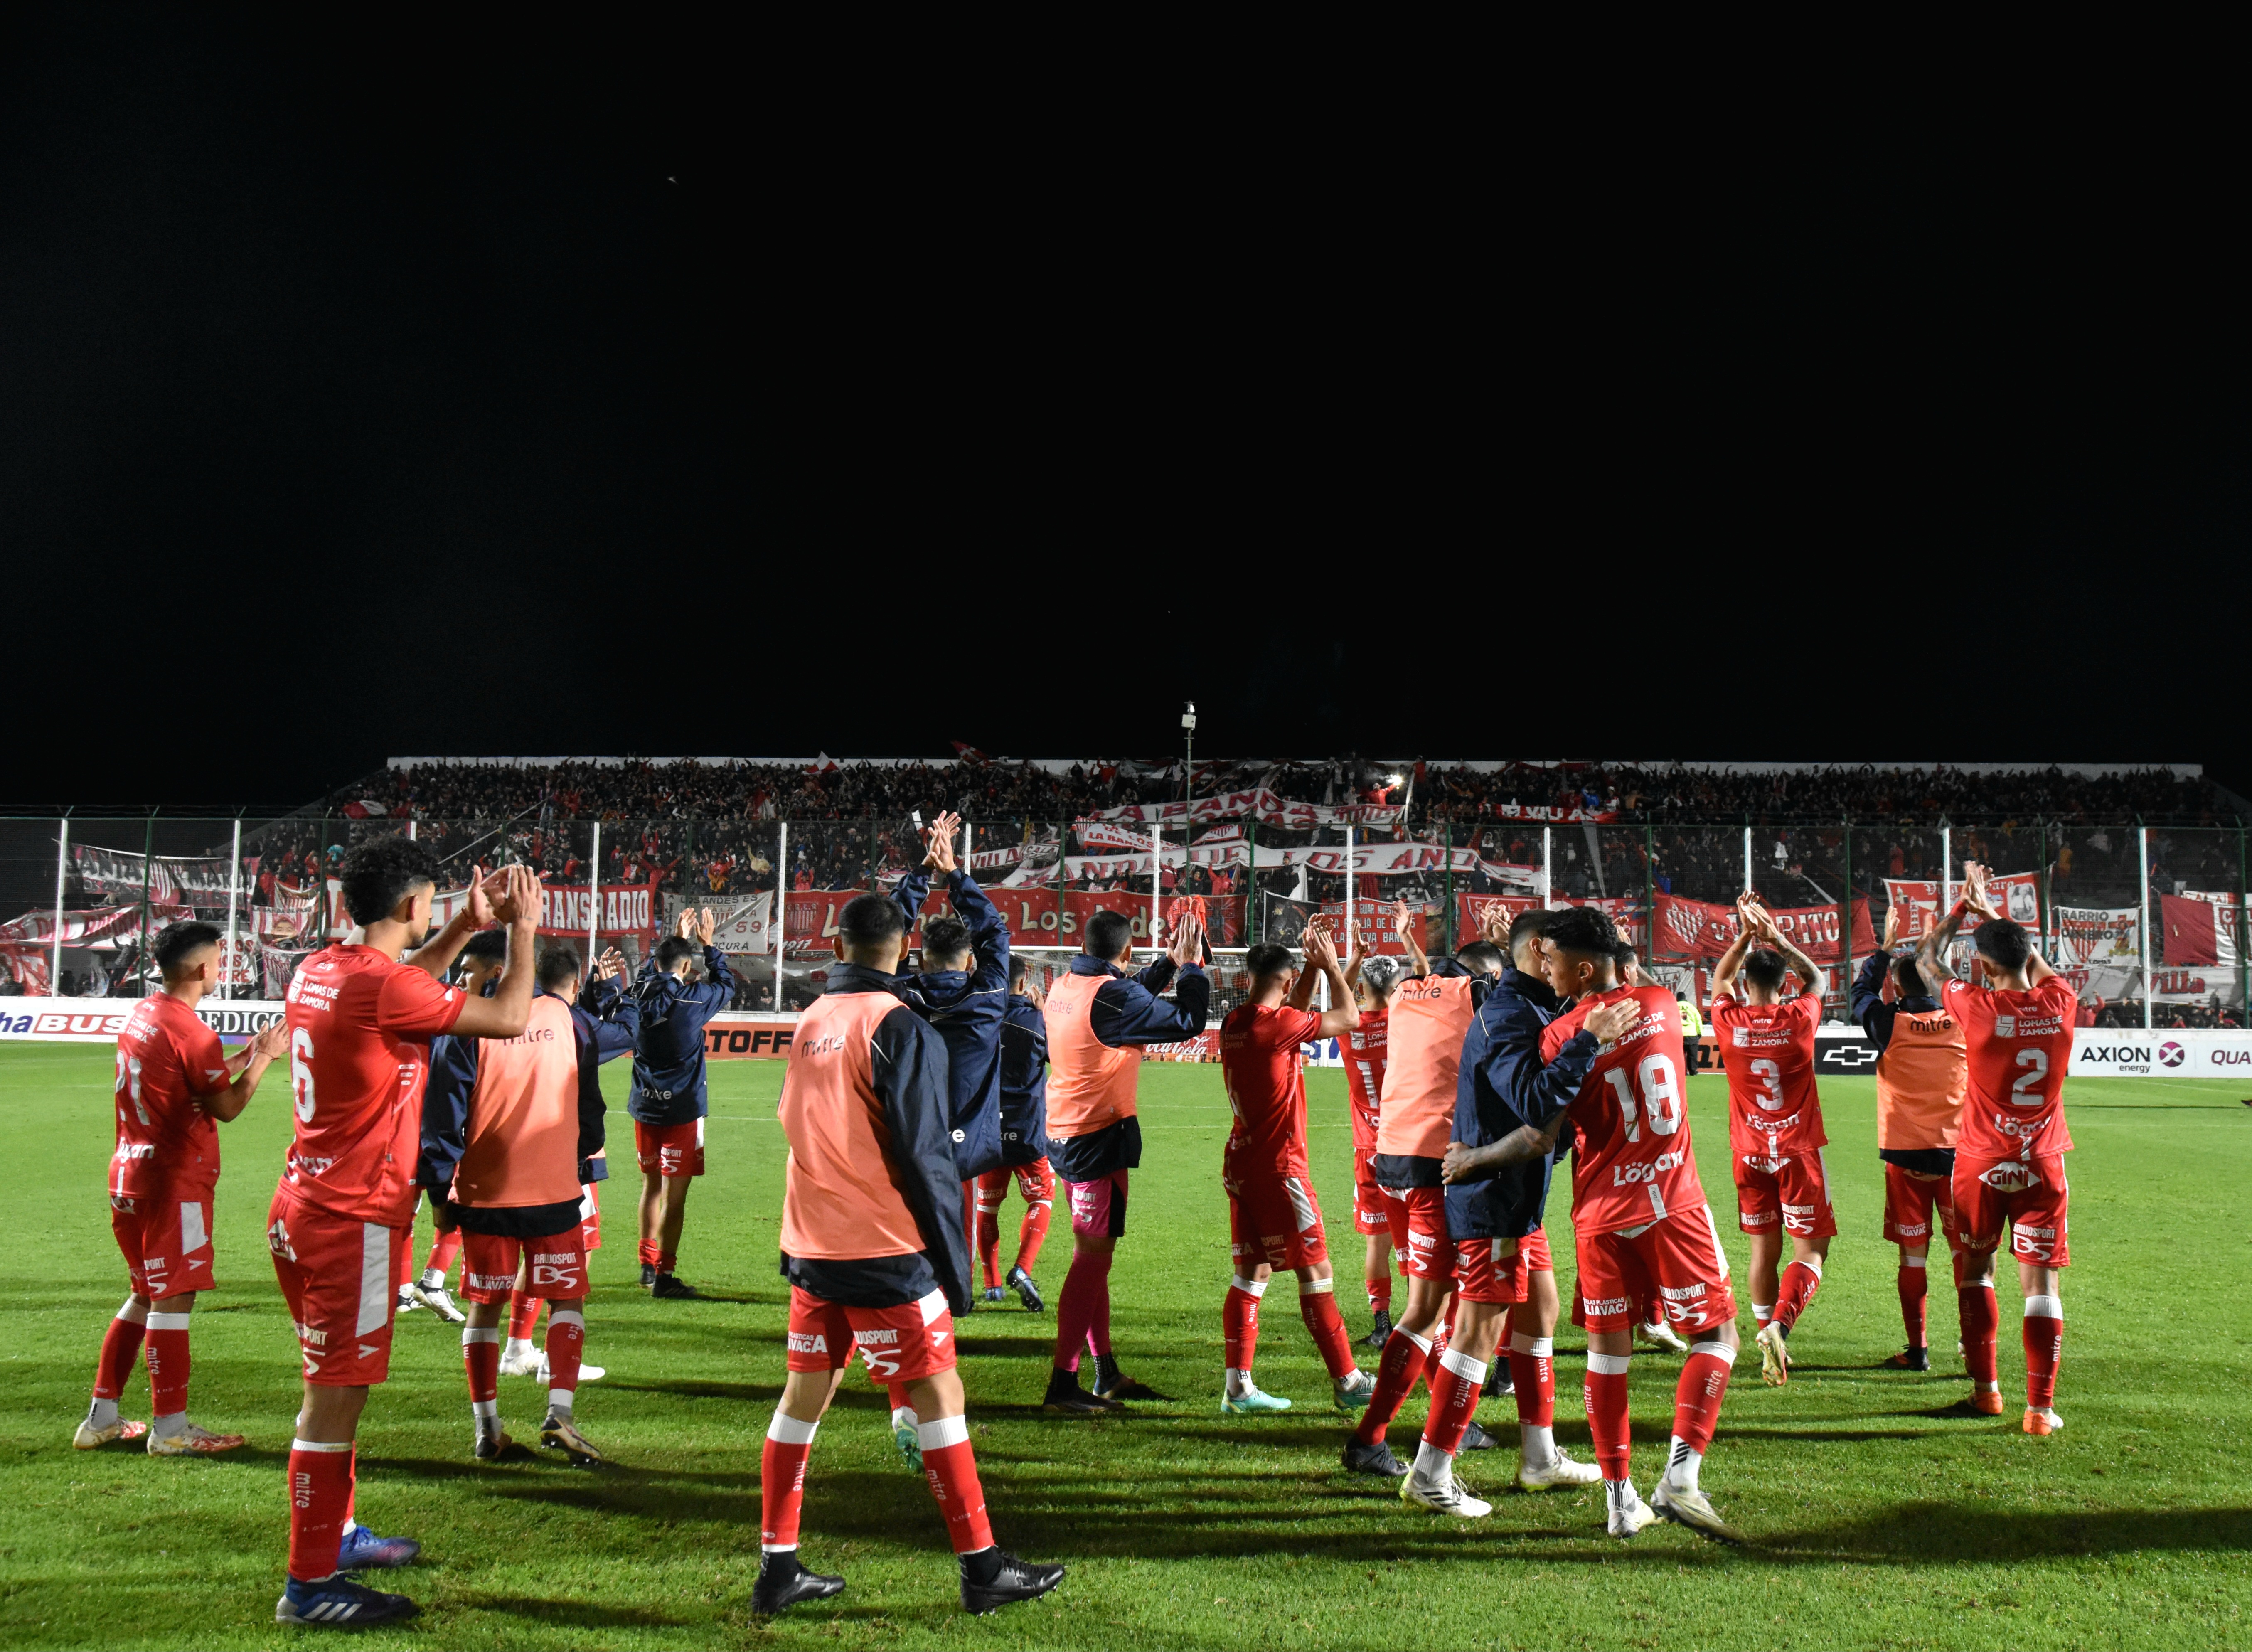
left=778, top=963, right=974, bottom=1317
left=627, top=943, right=736, bottom=1125
left=566, top=973, right=639, bottom=1183
left=891, top=867, right=1009, bottom=1179
left=998, top=993, right=1050, bottom=1163
left=1445, top=966, right=1600, bottom=1239
left=1851, top=950, right=1939, bottom=1058
left=1047, top=952, right=1210, bottom=1182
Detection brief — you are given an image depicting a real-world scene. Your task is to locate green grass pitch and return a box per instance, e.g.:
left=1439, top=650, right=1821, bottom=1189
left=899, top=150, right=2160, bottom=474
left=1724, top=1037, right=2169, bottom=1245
left=2, top=1043, right=2248, bottom=1650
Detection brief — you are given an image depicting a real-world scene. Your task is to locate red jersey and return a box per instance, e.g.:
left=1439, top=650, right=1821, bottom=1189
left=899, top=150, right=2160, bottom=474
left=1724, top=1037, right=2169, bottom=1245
left=1219, top=1003, right=1322, bottom=1177
left=1542, top=983, right=1707, bottom=1236
left=111, top=993, right=230, bottom=1200
left=1945, top=975, right=2077, bottom=1160
left=1341, top=1010, right=1388, bottom=1154
left=280, top=944, right=465, bottom=1229
left=1711, top=992, right=1827, bottom=1158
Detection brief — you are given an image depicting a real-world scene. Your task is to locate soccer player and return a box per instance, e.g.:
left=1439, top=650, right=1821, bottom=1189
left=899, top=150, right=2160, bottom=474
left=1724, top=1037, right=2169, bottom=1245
left=629, top=906, right=736, bottom=1298
left=77, top=921, right=288, bottom=1455
left=1425, top=908, right=1633, bottom=1512
left=270, top=844, right=543, bottom=1628
left=1852, top=904, right=1967, bottom=1371
left=883, top=812, right=1010, bottom=1465
left=1708, top=896, right=1836, bottom=1386
left=1341, top=911, right=1510, bottom=1477
left=425, top=939, right=611, bottom=1465
left=1340, top=946, right=1403, bottom=1347
left=1539, top=906, right=1745, bottom=1542
left=1039, top=905, right=1209, bottom=1411
left=756, top=893, right=1063, bottom=1618
left=403, top=930, right=513, bottom=1326
left=1917, top=862, right=2077, bottom=1433
left=977, top=953, right=1053, bottom=1310
left=534, top=943, right=637, bottom=1386
left=1214, top=921, right=1375, bottom=1416
left=1618, top=944, right=1690, bottom=1355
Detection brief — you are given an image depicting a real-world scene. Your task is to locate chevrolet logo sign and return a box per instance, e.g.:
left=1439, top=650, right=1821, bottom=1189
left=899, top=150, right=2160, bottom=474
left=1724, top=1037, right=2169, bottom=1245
left=1822, top=1045, right=1879, bottom=1067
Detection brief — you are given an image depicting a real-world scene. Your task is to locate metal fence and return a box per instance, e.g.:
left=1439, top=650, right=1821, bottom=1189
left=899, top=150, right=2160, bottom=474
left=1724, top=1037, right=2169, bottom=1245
left=0, top=812, right=2242, bottom=1030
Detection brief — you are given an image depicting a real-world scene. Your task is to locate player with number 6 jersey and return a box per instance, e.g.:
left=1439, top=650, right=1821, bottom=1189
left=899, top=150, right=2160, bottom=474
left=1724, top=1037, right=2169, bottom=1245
left=1538, top=905, right=1744, bottom=1546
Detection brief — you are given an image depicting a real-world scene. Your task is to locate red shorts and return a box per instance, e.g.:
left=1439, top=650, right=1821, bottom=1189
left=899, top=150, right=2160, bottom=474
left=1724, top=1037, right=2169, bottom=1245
left=1351, top=1147, right=1388, bottom=1236
left=1224, top=1168, right=1330, bottom=1271
left=785, top=1284, right=957, bottom=1386
left=635, top=1118, right=705, bottom=1177
left=977, top=1158, right=1055, bottom=1210
left=1065, top=1169, right=1129, bottom=1240
left=1735, top=1149, right=1838, bottom=1239
left=1952, top=1155, right=2071, bottom=1267
left=1575, top=1204, right=1737, bottom=1335
left=266, top=1187, right=406, bottom=1387
left=1381, top=1184, right=1411, bottom=1253
left=1452, top=1235, right=1527, bottom=1305
left=578, top=1182, right=602, bottom=1253
left=1882, top=1162, right=1961, bottom=1249
left=460, top=1227, right=588, bottom=1303
left=110, top=1189, right=216, bottom=1300
left=1390, top=1187, right=1454, bottom=1283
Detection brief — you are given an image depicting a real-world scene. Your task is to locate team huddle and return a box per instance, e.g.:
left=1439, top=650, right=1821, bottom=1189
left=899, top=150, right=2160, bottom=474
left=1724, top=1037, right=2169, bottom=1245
left=72, top=816, right=2077, bottom=1623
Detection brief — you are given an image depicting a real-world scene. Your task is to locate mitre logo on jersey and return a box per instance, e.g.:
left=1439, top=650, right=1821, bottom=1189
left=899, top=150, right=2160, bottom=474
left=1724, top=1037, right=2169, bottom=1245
left=800, top=1032, right=849, bottom=1058
left=1979, top=1162, right=2042, bottom=1194
left=786, top=1330, right=827, bottom=1354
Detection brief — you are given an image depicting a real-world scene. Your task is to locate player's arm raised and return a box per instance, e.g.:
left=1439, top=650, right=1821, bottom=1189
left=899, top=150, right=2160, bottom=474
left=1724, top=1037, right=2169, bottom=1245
left=1913, top=862, right=1989, bottom=997
left=1285, top=918, right=1324, bottom=1011
left=1757, top=902, right=1829, bottom=1004
left=1395, top=900, right=1430, bottom=978
left=1303, top=918, right=1360, bottom=1038
left=1707, top=896, right=1757, bottom=1001
left=404, top=864, right=501, bottom=979
left=448, top=866, right=543, bottom=1039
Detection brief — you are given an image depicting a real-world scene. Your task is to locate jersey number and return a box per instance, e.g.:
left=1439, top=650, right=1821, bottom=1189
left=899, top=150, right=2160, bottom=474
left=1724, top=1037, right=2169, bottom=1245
left=290, top=1027, right=317, bottom=1123
left=115, top=1051, right=149, bottom=1126
left=1748, top=1056, right=1785, bottom=1112
left=1602, top=1054, right=1682, bottom=1142
left=2010, top=1047, right=2048, bottom=1105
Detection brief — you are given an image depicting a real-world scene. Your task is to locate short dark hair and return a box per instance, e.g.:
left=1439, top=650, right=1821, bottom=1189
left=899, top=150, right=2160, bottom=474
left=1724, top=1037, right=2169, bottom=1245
left=1085, top=909, right=1135, bottom=960
left=1009, top=954, right=1032, bottom=990
left=838, top=893, right=906, bottom=950
left=1506, top=909, right=1551, bottom=953
left=1893, top=953, right=1925, bottom=996
left=654, top=935, right=699, bottom=971
left=1611, top=941, right=1638, bottom=970
left=154, top=921, right=222, bottom=980
left=537, top=943, right=581, bottom=992
left=1457, top=940, right=1505, bottom=975
left=921, top=917, right=971, bottom=968
left=338, top=836, right=440, bottom=926
left=462, top=929, right=510, bottom=965
left=1743, top=947, right=1787, bottom=992
left=1245, top=941, right=1294, bottom=980
left=1974, top=918, right=2032, bottom=973
left=1542, top=905, right=1618, bottom=957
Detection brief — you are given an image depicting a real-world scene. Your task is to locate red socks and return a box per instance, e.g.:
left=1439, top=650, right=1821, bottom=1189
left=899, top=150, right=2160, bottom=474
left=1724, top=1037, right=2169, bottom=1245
left=143, top=1312, right=191, bottom=1416
left=1298, top=1283, right=1359, bottom=1381
left=2023, top=1294, right=2063, bottom=1409
left=426, top=1229, right=462, bottom=1276
left=1898, top=1258, right=1929, bottom=1347
left=1223, top=1277, right=1265, bottom=1374
left=507, top=1290, right=541, bottom=1342
left=1367, top=1275, right=1392, bottom=1314
left=1672, top=1340, right=1735, bottom=1452
left=1420, top=1307, right=1456, bottom=1395
left=761, top=1412, right=817, bottom=1550
left=1053, top=1249, right=1107, bottom=1374
left=1509, top=1333, right=1555, bottom=1429
left=1353, top=1326, right=1430, bottom=1445
left=92, top=1301, right=148, bottom=1401
left=1016, top=1199, right=1051, bottom=1276
left=546, top=1308, right=585, bottom=1399
left=1421, top=1347, right=1486, bottom=1457
left=463, top=1326, right=500, bottom=1406
left=1775, top=1258, right=1822, bottom=1334
left=1960, top=1282, right=2000, bottom=1388
left=1584, top=1352, right=1633, bottom=1480
left=918, top=1415, right=997, bottom=1553
left=286, top=1439, right=355, bottom=1581
left=656, top=1249, right=677, bottom=1276
left=637, top=1239, right=660, bottom=1269
left=974, top=1177, right=1004, bottom=1288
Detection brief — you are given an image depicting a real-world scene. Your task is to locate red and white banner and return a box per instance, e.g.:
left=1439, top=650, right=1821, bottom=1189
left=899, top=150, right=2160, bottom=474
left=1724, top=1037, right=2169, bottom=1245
left=536, top=881, right=660, bottom=941
left=713, top=892, right=775, bottom=955
left=1652, top=893, right=1873, bottom=963
left=72, top=846, right=240, bottom=905
left=1081, top=788, right=1403, bottom=830
left=1319, top=901, right=1430, bottom=958
left=1882, top=874, right=2040, bottom=938
left=2055, top=906, right=2139, bottom=971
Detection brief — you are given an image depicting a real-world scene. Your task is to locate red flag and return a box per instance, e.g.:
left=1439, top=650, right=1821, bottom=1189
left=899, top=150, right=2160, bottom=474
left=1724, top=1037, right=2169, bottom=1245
left=2161, top=894, right=2219, bottom=966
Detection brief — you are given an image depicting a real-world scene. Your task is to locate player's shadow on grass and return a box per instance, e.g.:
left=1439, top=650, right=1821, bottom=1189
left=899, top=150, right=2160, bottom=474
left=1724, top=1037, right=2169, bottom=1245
left=445, top=1592, right=693, bottom=1628
left=954, top=1334, right=1061, bottom=1358
left=1779, top=1502, right=2252, bottom=1563
left=600, top=1379, right=782, bottom=1404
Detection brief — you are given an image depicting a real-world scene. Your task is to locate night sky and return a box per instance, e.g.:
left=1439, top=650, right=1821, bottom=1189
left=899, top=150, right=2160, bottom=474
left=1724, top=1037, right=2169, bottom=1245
left=5, top=12, right=2245, bottom=808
